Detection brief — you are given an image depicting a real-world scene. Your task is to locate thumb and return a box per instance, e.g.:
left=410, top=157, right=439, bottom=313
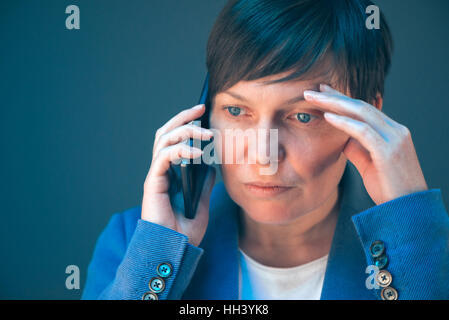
left=193, top=166, right=216, bottom=223
left=343, top=138, right=371, bottom=175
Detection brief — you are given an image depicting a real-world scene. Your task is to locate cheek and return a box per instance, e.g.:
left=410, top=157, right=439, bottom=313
left=209, top=114, right=249, bottom=163
left=209, top=114, right=225, bottom=160
left=288, top=129, right=349, bottom=180
left=209, top=114, right=242, bottom=186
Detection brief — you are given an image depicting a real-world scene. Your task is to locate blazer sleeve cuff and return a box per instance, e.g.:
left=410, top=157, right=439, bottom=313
left=351, top=189, right=449, bottom=299
left=99, top=219, right=203, bottom=300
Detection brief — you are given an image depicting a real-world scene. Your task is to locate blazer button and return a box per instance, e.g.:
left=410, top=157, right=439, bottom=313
left=149, top=277, right=165, bottom=294
left=381, top=286, right=398, bottom=300
left=370, top=240, right=385, bottom=258
left=142, top=291, right=158, bottom=300
left=157, top=262, right=173, bottom=278
left=376, top=269, right=392, bottom=287
left=374, top=254, right=388, bottom=270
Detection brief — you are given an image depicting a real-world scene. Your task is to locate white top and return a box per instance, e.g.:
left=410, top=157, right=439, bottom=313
left=238, top=248, right=328, bottom=300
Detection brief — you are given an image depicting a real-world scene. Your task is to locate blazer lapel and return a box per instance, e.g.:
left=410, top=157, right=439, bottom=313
left=182, top=182, right=240, bottom=299
left=320, top=162, right=378, bottom=299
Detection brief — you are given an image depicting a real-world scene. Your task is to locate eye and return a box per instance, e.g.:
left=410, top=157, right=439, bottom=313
left=295, top=113, right=315, bottom=123
left=225, top=106, right=243, bottom=117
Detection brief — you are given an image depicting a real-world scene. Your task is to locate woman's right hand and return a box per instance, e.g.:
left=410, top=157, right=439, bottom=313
left=141, top=104, right=216, bottom=247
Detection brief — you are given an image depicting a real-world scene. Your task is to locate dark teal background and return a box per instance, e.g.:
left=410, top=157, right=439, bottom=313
left=0, top=0, right=448, bottom=299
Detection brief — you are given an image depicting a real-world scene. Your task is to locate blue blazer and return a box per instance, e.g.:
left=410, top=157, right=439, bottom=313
left=82, top=163, right=449, bottom=300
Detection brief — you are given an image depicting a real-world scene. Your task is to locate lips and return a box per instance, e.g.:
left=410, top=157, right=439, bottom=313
left=243, top=182, right=294, bottom=197
left=245, top=181, right=291, bottom=187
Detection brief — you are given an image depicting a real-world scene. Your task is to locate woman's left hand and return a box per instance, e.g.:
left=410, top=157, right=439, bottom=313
left=304, top=84, right=428, bottom=205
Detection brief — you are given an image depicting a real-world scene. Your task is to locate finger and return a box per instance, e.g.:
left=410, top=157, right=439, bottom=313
left=320, top=85, right=404, bottom=130
left=153, top=124, right=213, bottom=157
left=323, top=112, right=385, bottom=158
left=149, top=143, right=203, bottom=178
left=320, top=83, right=395, bottom=128
left=304, top=87, right=393, bottom=138
left=155, top=104, right=206, bottom=145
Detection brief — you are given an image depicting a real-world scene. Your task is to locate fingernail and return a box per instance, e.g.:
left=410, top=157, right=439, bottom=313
left=324, top=112, right=340, bottom=120
left=192, top=104, right=205, bottom=110
left=304, top=90, right=319, bottom=99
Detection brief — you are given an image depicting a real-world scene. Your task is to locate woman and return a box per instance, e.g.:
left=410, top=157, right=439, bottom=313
left=82, top=0, right=449, bottom=300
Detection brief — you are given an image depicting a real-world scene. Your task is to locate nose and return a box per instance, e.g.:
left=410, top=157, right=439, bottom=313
left=248, top=125, right=285, bottom=166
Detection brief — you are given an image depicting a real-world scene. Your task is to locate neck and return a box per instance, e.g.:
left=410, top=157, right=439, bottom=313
left=238, top=187, right=340, bottom=268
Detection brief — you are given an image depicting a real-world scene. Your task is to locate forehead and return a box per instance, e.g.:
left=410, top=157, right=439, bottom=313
left=215, top=71, right=336, bottom=103
left=216, top=56, right=344, bottom=99
left=222, top=78, right=315, bottom=102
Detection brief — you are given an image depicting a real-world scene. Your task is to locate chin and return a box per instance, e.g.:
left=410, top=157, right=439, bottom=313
left=238, top=201, right=306, bottom=224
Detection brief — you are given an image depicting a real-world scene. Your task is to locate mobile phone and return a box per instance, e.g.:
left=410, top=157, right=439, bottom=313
left=168, top=73, right=211, bottom=219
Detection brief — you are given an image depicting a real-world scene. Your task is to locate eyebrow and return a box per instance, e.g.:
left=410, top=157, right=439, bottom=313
left=223, top=90, right=306, bottom=105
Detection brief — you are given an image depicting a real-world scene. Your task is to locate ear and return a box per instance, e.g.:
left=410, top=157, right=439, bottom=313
left=372, top=92, right=383, bottom=112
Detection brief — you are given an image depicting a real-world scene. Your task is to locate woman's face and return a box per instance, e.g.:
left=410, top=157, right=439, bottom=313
left=209, top=71, right=350, bottom=224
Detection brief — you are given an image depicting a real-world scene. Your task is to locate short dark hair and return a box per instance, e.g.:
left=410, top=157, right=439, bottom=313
left=204, top=0, right=393, bottom=123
